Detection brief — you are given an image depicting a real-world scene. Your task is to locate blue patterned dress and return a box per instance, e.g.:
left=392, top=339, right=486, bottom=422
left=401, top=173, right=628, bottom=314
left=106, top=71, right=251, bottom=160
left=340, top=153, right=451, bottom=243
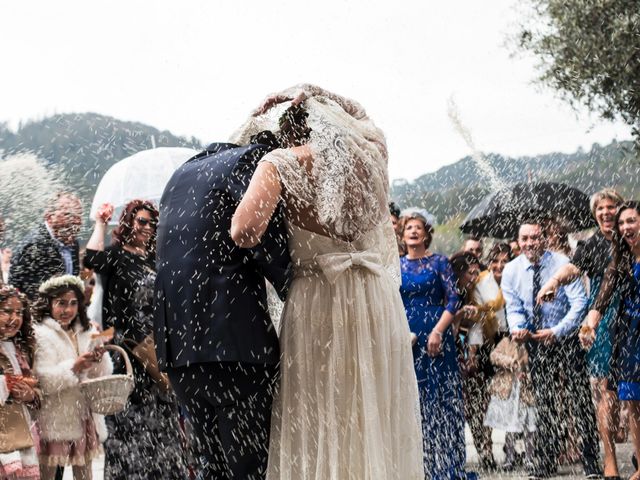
left=400, top=254, right=477, bottom=480
left=617, top=262, right=640, bottom=400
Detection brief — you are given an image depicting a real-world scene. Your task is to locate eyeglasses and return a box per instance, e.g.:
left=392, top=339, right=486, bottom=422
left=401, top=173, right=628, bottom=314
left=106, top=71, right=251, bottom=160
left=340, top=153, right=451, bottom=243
left=135, top=217, right=157, bottom=227
left=0, top=308, right=23, bottom=317
left=53, top=299, right=79, bottom=309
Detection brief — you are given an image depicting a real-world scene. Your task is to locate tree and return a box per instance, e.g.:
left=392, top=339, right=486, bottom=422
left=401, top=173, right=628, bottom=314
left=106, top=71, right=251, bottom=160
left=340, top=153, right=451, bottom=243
left=516, top=0, right=640, bottom=141
left=0, top=152, right=64, bottom=246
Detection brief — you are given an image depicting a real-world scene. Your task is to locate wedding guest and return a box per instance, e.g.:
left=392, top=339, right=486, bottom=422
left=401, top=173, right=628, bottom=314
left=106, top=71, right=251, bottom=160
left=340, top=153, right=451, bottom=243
left=84, top=201, right=188, bottom=480
left=389, top=202, right=405, bottom=255
left=502, top=219, right=601, bottom=479
left=485, top=243, right=524, bottom=469
left=484, top=334, right=536, bottom=471
left=462, top=237, right=484, bottom=261
left=538, top=188, right=624, bottom=479
left=400, top=213, right=477, bottom=479
left=10, top=193, right=82, bottom=299
left=451, top=251, right=497, bottom=471
left=32, top=275, right=112, bottom=480
left=1, top=248, right=11, bottom=287
left=0, top=285, right=41, bottom=479
left=509, top=239, right=521, bottom=257
left=389, top=201, right=402, bottom=237
left=585, top=201, right=640, bottom=480
left=487, top=243, right=512, bottom=286
left=543, top=217, right=572, bottom=256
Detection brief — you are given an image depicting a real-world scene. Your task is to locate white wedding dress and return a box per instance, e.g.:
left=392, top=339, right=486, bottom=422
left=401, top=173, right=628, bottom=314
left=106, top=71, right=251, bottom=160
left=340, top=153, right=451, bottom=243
left=235, top=85, right=424, bottom=480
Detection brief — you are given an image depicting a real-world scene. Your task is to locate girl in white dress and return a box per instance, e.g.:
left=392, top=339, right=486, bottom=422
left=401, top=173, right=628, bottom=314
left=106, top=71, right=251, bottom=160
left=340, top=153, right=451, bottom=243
left=231, top=84, right=424, bottom=480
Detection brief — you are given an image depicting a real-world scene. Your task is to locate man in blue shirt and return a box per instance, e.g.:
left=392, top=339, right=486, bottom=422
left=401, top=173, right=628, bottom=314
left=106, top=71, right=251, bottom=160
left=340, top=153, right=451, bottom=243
left=502, top=220, right=600, bottom=479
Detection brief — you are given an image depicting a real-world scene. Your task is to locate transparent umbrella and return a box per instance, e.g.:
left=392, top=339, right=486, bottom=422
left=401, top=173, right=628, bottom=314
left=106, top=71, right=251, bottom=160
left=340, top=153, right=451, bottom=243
left=89, top=147, right=199, bottom=224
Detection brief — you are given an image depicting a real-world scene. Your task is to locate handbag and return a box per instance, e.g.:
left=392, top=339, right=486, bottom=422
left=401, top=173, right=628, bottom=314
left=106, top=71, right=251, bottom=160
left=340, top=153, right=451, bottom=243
left=123, top=334, right=172, bottom=393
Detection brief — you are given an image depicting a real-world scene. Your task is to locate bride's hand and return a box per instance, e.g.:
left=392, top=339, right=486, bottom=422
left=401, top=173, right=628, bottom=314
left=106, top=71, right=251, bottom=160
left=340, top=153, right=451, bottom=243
left=252, top=91, right=308, bottom=116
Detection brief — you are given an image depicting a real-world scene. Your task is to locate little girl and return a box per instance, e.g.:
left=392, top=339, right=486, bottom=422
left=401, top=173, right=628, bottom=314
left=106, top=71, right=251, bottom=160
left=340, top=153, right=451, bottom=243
left=31, top=275, right=112, bottom=480
left=0, top=285, right=40, bottom=479
left=484, top=336, right=537, bottom=469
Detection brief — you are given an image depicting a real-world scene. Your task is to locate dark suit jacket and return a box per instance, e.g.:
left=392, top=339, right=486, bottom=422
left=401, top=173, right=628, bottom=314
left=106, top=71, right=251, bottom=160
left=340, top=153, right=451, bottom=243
left=154, top=142, right=291, bottom=370
left=9, top=223, right=80, bottom=299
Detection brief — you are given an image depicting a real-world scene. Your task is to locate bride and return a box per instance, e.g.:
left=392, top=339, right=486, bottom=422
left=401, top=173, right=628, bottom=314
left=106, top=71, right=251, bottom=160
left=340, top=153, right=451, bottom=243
left=231, top=84, right=423, bottom=479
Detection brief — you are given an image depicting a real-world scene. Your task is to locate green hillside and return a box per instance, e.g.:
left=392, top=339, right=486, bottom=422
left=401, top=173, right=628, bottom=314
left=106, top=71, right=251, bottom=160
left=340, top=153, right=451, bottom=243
left=1, top=112, right=636, bottom=253
left=0, top=113, right=202, bottom=244
left=391, top=140, right=638, bottom=254
left=391, top=140, right=639, bottom=225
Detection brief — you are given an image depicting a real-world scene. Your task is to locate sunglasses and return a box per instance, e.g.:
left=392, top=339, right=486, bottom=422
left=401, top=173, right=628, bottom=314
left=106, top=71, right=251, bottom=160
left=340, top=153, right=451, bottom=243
left=135, top=217, right=157, bottom=227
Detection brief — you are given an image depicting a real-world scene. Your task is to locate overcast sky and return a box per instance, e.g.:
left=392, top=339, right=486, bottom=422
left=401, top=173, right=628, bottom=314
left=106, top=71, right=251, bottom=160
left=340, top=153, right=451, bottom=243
left=0, top=0, right=632, bottom=181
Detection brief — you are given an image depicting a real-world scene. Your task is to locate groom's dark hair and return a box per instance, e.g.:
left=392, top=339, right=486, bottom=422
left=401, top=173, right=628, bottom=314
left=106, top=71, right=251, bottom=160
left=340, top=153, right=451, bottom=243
left=278, top=104, right=311, bottom=147
left=249, top=130, right=281, bottom=149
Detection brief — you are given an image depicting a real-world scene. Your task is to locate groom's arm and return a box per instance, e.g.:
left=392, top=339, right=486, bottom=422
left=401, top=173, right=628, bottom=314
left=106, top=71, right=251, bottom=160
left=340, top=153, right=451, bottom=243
left=249, top=204, right=292, bottom=301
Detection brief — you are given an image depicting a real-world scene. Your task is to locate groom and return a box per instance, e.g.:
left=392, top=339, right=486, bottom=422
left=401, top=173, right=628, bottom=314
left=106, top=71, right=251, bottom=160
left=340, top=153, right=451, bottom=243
left=153, top=132, right=291, bottom=480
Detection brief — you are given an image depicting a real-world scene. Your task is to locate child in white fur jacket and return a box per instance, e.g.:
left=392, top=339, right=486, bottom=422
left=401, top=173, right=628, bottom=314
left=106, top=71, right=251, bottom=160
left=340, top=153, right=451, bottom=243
left=31, top=275, right=112, bottom=480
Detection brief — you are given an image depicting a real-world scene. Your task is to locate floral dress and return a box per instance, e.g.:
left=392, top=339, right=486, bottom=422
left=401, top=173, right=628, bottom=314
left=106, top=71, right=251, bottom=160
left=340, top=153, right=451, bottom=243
left=400, top=254, right=477, bottom=480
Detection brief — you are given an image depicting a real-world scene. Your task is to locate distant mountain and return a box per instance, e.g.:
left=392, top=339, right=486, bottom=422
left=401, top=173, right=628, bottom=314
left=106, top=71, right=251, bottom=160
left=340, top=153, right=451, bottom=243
left=0, top=112, right=202, bottom=200
left=390, top=140, right=639, bottom=224
left=1, top=112, right=637, bottom=252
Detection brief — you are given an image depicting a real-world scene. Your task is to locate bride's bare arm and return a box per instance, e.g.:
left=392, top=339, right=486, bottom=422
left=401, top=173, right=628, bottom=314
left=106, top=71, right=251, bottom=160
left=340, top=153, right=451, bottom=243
left=232, top=145, right=313, bottom=248
left=231, top=161, right=282, bottom=249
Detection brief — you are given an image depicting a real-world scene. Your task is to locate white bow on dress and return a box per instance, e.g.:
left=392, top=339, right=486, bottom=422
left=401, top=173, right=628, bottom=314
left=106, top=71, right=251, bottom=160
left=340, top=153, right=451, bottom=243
left=315, top=251, right=384, bottom=284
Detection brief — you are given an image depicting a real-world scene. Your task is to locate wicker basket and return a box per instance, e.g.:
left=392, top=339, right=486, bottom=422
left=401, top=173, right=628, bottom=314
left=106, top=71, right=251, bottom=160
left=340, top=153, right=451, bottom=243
left=80, top=344, right=134, bottom=415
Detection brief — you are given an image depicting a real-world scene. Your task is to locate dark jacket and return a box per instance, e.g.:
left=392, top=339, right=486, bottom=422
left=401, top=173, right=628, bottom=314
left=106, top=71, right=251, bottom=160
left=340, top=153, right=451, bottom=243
left=153, top=142, right=291, bottom=370
left=9, top=223, right=79, bottom=299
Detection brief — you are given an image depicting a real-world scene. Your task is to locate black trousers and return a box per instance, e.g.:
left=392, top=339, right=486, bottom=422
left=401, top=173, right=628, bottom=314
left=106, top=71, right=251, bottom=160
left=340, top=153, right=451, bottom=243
left=527, top=335, right=600, bottom=476
left=167, top=362, right=278, bottom=480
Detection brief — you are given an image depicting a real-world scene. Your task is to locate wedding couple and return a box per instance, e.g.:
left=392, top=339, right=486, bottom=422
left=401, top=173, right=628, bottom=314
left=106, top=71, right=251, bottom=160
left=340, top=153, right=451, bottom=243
left=153, top=85, right=424, bottom=479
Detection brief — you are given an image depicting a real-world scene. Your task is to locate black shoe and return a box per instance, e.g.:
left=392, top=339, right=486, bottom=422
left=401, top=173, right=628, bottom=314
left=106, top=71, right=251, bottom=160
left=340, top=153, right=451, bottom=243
left=603, top=476, right=621, bottom=480
left=480, top=457, right=497, bottom=472
left=501, top=460, right=516, bottom=472
left=585, top=474, right=602, bottom=480
left=634, top=453, right=638, bottom=470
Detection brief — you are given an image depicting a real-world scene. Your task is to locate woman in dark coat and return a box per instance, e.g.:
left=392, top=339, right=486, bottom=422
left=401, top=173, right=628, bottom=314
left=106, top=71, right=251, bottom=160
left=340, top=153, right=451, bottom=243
left=84, top=200, right=188, bottom=480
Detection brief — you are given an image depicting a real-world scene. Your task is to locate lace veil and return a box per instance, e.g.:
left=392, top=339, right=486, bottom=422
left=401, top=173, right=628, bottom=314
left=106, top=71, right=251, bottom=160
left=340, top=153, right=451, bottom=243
left=230, top=84, right=390, bottom=241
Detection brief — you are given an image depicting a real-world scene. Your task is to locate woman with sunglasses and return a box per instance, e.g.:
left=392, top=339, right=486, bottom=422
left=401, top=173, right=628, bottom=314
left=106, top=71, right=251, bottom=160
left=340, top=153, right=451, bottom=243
left=84, top=200, right=189, bottom=480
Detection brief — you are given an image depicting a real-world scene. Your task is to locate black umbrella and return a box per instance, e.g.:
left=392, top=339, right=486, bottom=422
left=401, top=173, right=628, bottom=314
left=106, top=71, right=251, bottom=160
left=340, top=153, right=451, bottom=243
left=459, top=182, right=595, bottom=239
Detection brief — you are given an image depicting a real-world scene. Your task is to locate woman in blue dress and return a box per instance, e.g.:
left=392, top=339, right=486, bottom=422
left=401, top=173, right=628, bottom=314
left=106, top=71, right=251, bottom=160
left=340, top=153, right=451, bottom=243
left=588, top=201, right=640, bottom=480
left=400, top=213, right=477, bottom=480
